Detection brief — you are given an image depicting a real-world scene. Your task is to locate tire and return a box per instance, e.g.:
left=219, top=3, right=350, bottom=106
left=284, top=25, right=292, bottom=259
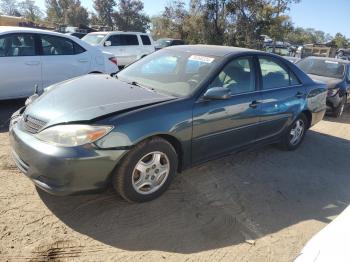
left=332, top=96, right=346, bottom=118
left=337, top=51, right=344, bottom=58
left=279, top=114, right=308, bottom=151
left=112, top=137, right=178, bottom=203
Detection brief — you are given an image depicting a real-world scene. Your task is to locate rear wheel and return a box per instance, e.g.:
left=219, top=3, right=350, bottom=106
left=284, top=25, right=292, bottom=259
left=112, top=137, right=178, bottom=202
left=279, top=114, right=307, bottom=151
left=332, top=96, right=346, bottom=118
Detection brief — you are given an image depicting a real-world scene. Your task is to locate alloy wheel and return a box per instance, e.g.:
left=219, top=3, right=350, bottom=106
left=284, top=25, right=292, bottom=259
left=289, top=119, right=305, bottom=146
left=132, top=151, right=170, bottom=195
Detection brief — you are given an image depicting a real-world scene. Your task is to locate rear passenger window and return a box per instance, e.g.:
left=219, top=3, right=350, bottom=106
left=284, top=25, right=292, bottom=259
left=74, top=43, right=86, bottom=54
left=259, top=57, right=300, bottom=89
left=141, top=35, right=151, bottom=45
left=124, top=34, right=139, bottom=45
left=0, top=34, right=36, bottom=57
left=108, top=34, right=139, bottom=46
left=41, top=35, right=74, bottom=55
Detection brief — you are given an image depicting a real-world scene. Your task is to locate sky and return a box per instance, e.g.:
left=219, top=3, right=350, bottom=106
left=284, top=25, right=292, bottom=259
left=35, top=0, right=350, bottom=38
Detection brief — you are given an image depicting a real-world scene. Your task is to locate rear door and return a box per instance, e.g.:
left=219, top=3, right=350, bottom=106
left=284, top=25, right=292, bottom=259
left=0, top=33, right=41, bottom=99
left=256, top=55, right=306, bottom=140
left=140, top=34, right=155, bottom=54
left=39, top=34, right=91, bottom=87
left=192, top=56, right=262, bottom=163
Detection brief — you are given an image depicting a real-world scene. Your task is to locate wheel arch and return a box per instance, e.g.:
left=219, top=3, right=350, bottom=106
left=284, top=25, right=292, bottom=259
left=153, top=134, right=184, bottom=172
left=301, top=110, right=312, bottom=129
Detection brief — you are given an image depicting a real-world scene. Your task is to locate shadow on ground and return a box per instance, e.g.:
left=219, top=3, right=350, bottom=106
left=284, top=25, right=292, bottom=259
left=38, top=129, right=350, bottom=254
left=0, top=99, right=25, bottom=133
left=323, top=104, right=350, bottom=124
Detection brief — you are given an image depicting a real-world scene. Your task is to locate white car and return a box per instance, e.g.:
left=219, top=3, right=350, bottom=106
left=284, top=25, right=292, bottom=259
left=82, top=31, right=155, bottom=67
left=0, top=26, right=118, bottom=100
left=295, top=205, right=350, bottom=262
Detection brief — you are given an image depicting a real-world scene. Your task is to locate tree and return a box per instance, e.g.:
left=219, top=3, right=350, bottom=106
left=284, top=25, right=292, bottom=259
left=45, top=0, right=89, bottom=26
left=19, top=0, right=43, bottom=22
left=332, top=33, right=349, bottom=48
left=93, top=0, right=116, bottom=27
left=0, top=0, right=21, bottom=16
left=113, top=0, right=150, bottom=32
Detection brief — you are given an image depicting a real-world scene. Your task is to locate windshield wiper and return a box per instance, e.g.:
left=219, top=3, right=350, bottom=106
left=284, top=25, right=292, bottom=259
left=128, top=81, right=156, bottom=92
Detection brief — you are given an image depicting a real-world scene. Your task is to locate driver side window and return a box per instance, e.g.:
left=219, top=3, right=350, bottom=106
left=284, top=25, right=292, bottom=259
left=208, top=56, right=255, bottom=95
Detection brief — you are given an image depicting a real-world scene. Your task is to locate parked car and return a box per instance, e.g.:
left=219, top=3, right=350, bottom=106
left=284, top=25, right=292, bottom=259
left=336, top=49, right=350, bottom=60
left=155, top=38, right=185, bottom=51
left=296, top=56, right=350, bottom=117
left=65, top=32, right=87, bottom=39
left=82, top=31, right=155, bottom=67
left=294, top=205, right=350, bottom=262
left=285, top=56, right=301, bottom=64
left=10, top=45, right=327, bottom=202
left=0, top=26, right=119, bottom=100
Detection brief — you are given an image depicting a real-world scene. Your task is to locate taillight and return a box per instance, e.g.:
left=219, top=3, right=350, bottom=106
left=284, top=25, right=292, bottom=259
left=109, top=57, right=118, bottom=65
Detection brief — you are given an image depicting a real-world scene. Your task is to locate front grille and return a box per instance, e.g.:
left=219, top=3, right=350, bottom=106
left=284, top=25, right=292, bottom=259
left=21, top=115, right=47, bottom=134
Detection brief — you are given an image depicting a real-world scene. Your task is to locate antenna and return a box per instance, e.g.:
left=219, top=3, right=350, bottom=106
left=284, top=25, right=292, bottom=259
left=34, top=84, right=38, bottom=95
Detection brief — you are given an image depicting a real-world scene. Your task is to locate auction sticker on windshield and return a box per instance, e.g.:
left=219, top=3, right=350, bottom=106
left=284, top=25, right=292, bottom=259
left=189, top=55, right=215, bottom=63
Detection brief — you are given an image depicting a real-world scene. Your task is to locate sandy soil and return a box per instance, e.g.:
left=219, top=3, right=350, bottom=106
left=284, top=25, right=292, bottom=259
left=1, top=101, right=350, bottom=261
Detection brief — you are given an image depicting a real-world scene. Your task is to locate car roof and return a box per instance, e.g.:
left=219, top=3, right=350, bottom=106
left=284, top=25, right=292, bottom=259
left=166, top=44, right=264, bottom=57
left=0, top=26, right=94, bottom=50
left=303, top=56, right=350, bottom=64
left=0, top=26, right=75, bottom=38
left=87, top=31, right=149, bottom=35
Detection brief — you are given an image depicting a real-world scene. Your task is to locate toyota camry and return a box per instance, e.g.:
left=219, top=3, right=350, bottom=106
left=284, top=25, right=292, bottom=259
left=10, top=45, right=327, bottom=202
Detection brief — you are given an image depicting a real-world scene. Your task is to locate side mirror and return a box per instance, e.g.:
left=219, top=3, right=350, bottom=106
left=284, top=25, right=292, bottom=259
left=104, top=41, right=112, bottom=47
left=203, top=87, right=231, bottom=100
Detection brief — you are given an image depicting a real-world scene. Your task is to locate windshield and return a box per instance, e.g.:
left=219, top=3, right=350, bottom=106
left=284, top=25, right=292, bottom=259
left=297, top=58, right=345, bottom=79
left=117, top=49, right=220, bottom=97
left=82, top=34, right=106, bottom=45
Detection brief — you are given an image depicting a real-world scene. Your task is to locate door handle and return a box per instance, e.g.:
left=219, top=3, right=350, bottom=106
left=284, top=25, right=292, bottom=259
left=249, top=100, right=261, bottom=109
left=25, top=61, right=40, bottom=66
left=295, top=92, right=305, bottom=98
left=78, top=58, right=89, bottom=63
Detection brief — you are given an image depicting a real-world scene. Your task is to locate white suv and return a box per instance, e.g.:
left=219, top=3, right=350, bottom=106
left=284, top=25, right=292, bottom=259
left=82, top=31, right=155, bottom=67
left=0, top=26, right=118, bottom=100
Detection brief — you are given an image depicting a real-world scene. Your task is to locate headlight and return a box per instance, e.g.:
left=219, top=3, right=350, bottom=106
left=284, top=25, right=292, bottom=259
left=327, top=87, right=340, bottom=97
left=36, top=124, right=113, bottom=147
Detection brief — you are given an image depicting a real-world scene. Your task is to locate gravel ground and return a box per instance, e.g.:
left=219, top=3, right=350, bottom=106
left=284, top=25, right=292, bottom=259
left=1, top=100, right=350, bottom=261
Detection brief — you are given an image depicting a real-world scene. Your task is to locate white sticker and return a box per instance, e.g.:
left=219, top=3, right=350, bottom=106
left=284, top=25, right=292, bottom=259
left=325, top=60, right=339, bottom=64
left=189, top=55, right=215, bottom=63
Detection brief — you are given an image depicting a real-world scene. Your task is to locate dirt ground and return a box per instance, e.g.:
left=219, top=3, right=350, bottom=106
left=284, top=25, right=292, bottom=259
left=1, top=100, right=350, bottom=262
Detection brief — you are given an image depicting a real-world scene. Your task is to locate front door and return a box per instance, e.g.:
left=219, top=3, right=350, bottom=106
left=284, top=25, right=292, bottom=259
left=104, top=34, right=140, bottom=66
left=0, top=33, right=41, bottom=99
left=192, top=56, right=262, bottom=163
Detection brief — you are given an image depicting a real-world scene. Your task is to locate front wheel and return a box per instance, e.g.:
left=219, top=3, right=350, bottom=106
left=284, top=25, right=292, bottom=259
left=112, top=137, right=178, bottom=202
left=279, top=114, right=307, bottom=151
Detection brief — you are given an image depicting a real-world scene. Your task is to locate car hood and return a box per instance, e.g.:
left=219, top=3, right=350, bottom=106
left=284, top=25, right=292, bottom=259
left=295, top=205, right=350, bottom=262
left=25, top=74, right=175, bottom=127
left=308, top=74, right=343, bottom=89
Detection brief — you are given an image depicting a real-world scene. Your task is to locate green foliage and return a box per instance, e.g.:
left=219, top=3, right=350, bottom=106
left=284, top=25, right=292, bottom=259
left=331, top=33, right=349, bottom=48
left=0, top=0, right=22, bottom=16
left=45, top=0, right=89, bottom=26
left=19, top=0, right=43, bottom=22
left=113, top=0, right=150, bottom=32
left=93, top=0, right=116, bottom=27
left=150, top=0, right=347, bottom=49
left=92, top=0, right=149, bottom=32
